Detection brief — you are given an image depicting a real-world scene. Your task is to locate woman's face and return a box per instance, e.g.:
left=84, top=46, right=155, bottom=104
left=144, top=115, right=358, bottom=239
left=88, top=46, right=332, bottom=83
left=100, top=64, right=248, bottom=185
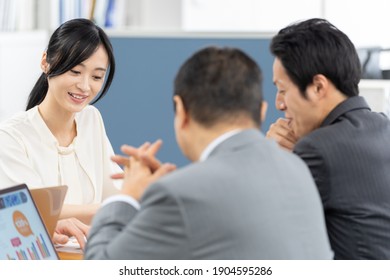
left=44, top=45, right=109, bottom=114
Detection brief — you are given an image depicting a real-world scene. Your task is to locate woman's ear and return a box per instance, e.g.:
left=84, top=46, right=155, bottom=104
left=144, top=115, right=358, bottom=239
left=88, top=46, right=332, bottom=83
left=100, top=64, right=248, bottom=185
left=40, top=52, right=49, bottom=74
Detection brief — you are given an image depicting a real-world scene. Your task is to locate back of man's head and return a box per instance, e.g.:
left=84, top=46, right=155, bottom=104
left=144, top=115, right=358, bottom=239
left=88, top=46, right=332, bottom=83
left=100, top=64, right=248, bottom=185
left=270, top=18, right=361, bottom=98
left=174, top=46, right=264, bottom=128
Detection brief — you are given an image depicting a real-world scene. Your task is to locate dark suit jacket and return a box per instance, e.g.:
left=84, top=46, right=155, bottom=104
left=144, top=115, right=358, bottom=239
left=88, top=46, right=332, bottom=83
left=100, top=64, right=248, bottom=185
left=294, top=96, right=390, bottom=259
left=85, top=129, right=332, bottom=259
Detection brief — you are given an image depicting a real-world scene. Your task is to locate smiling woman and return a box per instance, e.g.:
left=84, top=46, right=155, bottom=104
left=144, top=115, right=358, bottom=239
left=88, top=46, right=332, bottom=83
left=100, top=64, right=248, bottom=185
left=37, top=44, right=110, bottom=147
left=0, top=18, right=122, bottom=225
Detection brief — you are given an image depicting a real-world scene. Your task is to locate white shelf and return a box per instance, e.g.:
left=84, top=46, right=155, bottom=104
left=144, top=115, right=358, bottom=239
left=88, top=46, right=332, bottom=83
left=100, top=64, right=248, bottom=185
left=359, top=79, right=390, bottom=116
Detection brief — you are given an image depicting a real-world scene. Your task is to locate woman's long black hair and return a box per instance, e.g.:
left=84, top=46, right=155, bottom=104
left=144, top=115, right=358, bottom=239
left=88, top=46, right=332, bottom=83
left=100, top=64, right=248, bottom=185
left=26, top=18, right=115, bottom=110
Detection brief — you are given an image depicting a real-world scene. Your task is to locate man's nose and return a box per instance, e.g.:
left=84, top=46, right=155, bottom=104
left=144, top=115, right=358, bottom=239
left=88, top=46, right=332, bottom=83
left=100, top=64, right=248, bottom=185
left=275, top=94, right=286, bottom=111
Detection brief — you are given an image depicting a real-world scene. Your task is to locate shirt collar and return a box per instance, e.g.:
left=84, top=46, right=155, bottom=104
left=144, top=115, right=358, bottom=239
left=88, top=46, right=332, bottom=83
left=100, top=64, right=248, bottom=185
left=199, top=129, right=242, bottom=162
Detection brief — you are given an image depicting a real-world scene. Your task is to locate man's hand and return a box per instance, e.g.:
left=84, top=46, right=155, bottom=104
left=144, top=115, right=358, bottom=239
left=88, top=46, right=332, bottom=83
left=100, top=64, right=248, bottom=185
left=111, top=139, right=176, bottom=200
left=266, top=118, right=298, bottom=151
left=111, top=140, right=163, bottom=179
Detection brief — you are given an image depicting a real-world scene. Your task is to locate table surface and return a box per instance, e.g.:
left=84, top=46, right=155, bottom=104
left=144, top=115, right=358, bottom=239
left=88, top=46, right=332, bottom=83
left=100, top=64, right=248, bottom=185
left=57, top=250, right=83, bottom=260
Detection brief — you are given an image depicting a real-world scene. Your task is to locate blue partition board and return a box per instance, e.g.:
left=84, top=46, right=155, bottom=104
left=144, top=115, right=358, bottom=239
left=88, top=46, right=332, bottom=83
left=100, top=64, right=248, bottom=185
left=95, top=36, right=282, bottom=167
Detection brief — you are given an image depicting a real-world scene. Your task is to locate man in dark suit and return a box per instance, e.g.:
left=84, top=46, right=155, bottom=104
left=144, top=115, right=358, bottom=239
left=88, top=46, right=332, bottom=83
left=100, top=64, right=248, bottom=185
left=267, top=18, right=390, bottom=259
left=84, top=46, right=332, bottom=259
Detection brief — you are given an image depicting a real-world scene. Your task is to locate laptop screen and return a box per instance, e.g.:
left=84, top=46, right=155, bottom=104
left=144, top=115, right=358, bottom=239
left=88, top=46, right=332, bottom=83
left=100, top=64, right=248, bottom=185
left=0, top=184, right=59, bottom=260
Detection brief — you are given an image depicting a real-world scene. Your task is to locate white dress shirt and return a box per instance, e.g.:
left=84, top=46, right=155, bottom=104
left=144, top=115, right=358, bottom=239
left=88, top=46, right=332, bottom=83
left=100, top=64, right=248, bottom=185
left=199, top=129, right=242, bottom=161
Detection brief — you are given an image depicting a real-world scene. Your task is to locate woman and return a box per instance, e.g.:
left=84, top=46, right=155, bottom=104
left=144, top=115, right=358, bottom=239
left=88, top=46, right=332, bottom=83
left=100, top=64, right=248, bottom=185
left=0, top=18, right=122, bottom=224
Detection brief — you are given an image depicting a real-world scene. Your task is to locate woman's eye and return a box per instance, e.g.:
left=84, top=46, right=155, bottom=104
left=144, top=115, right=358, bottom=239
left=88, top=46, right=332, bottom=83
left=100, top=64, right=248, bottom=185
left=93, top=76, right=103, bottom=81
left=70, top=70, right=80, bottom=74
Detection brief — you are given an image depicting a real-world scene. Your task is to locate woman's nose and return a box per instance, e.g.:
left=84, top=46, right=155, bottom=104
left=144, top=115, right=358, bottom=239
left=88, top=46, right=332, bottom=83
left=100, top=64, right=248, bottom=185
left=77, top=76, right=91, bottom=92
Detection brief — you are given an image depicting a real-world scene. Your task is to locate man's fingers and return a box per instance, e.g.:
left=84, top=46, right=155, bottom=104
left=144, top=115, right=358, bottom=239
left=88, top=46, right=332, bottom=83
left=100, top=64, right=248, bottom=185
left=266, top=118, right=297, bottom=146
left=135, top=139, right=163, bottom=171
left=147, top=139, right=163, bottom=156
left=276, top=137, right=295, bottom=151
left=120, top=145, right=140, bottom=158
left=111, top=155, right=129, bottom=166
left=140, top=153, right=161, bottom=172
left=138, top=142, right=151, bottom=153
left=111, top=173, right=124, bottom=179
left=120, top=141, right=152, bottom=160
left=267, top=124, right=295, bottom=142
left=266, top=129, right=296, bottom=151
left=151, top=163, right=176, bottom=180
left=111, top=155, right=127, bottom=179
left=274, top=118, right=297, bottom=141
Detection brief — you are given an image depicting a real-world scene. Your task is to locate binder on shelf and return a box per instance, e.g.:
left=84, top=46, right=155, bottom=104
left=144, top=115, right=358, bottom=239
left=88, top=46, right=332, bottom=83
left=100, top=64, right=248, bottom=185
left=0, top=0, right=132, bottom=32
left=89, top=0, right=97, bottom=20
left=105, top=0, right=115, bottom=27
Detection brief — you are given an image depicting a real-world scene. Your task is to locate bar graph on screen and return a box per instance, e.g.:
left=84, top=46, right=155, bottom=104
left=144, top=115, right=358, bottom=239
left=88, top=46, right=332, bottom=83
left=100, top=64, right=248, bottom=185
left=7, top=234, right=53, bottom=260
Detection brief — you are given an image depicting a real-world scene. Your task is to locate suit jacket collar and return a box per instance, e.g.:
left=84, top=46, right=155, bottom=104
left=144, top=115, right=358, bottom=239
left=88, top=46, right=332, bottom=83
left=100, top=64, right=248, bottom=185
left=321, top=96, right=370, bottom=127
left=208, top=129, right=264, bottom=159
left=199, top=129, right=242, bottom=161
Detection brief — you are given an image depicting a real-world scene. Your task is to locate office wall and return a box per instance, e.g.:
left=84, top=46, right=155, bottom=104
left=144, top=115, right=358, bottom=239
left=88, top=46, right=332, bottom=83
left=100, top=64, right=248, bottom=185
left=95, top=34, right=281, bottom=167
left=0, top=31, right=47, bottom=121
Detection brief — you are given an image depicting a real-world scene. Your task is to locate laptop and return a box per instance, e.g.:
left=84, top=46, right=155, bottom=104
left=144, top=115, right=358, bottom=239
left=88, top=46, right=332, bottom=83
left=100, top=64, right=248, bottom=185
left=0, top=184, right=62, bottom=260
left=30, top=185, right=68, bottom=238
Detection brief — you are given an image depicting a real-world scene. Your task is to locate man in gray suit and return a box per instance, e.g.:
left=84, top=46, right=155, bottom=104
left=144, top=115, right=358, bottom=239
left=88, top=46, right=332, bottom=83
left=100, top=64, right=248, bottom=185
left=267, top=18, right=390, bottom=259
left=85, top=46, right=332, bottom=260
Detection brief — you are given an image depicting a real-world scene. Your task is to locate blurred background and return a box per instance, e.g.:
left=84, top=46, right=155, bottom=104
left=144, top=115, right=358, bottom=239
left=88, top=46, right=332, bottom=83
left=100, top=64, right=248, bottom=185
left=1, top=0, right=389, bottom=166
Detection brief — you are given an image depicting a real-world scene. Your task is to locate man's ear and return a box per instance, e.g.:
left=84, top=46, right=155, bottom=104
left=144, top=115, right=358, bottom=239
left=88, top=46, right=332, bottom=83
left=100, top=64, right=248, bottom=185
left=173, top=95, right=189, bottom=129
left=311, top=74, right=329, bottom=100
left=40, top=52, right=49, bottom=74
left=260, top=101, right=268, bottom=123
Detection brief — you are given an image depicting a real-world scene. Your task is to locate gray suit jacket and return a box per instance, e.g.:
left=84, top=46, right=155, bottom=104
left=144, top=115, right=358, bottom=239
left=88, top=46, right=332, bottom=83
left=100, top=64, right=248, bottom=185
left=85, top=129, right=332, bottom=259
left=294, top=96, right=390, bottom=259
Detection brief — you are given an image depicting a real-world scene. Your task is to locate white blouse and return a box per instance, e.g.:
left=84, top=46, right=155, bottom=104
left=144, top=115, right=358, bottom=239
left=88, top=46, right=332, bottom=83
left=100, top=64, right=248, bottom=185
left=0, top=105, right=122, bottom=204
left=57, top=139, right=94, bottom=204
